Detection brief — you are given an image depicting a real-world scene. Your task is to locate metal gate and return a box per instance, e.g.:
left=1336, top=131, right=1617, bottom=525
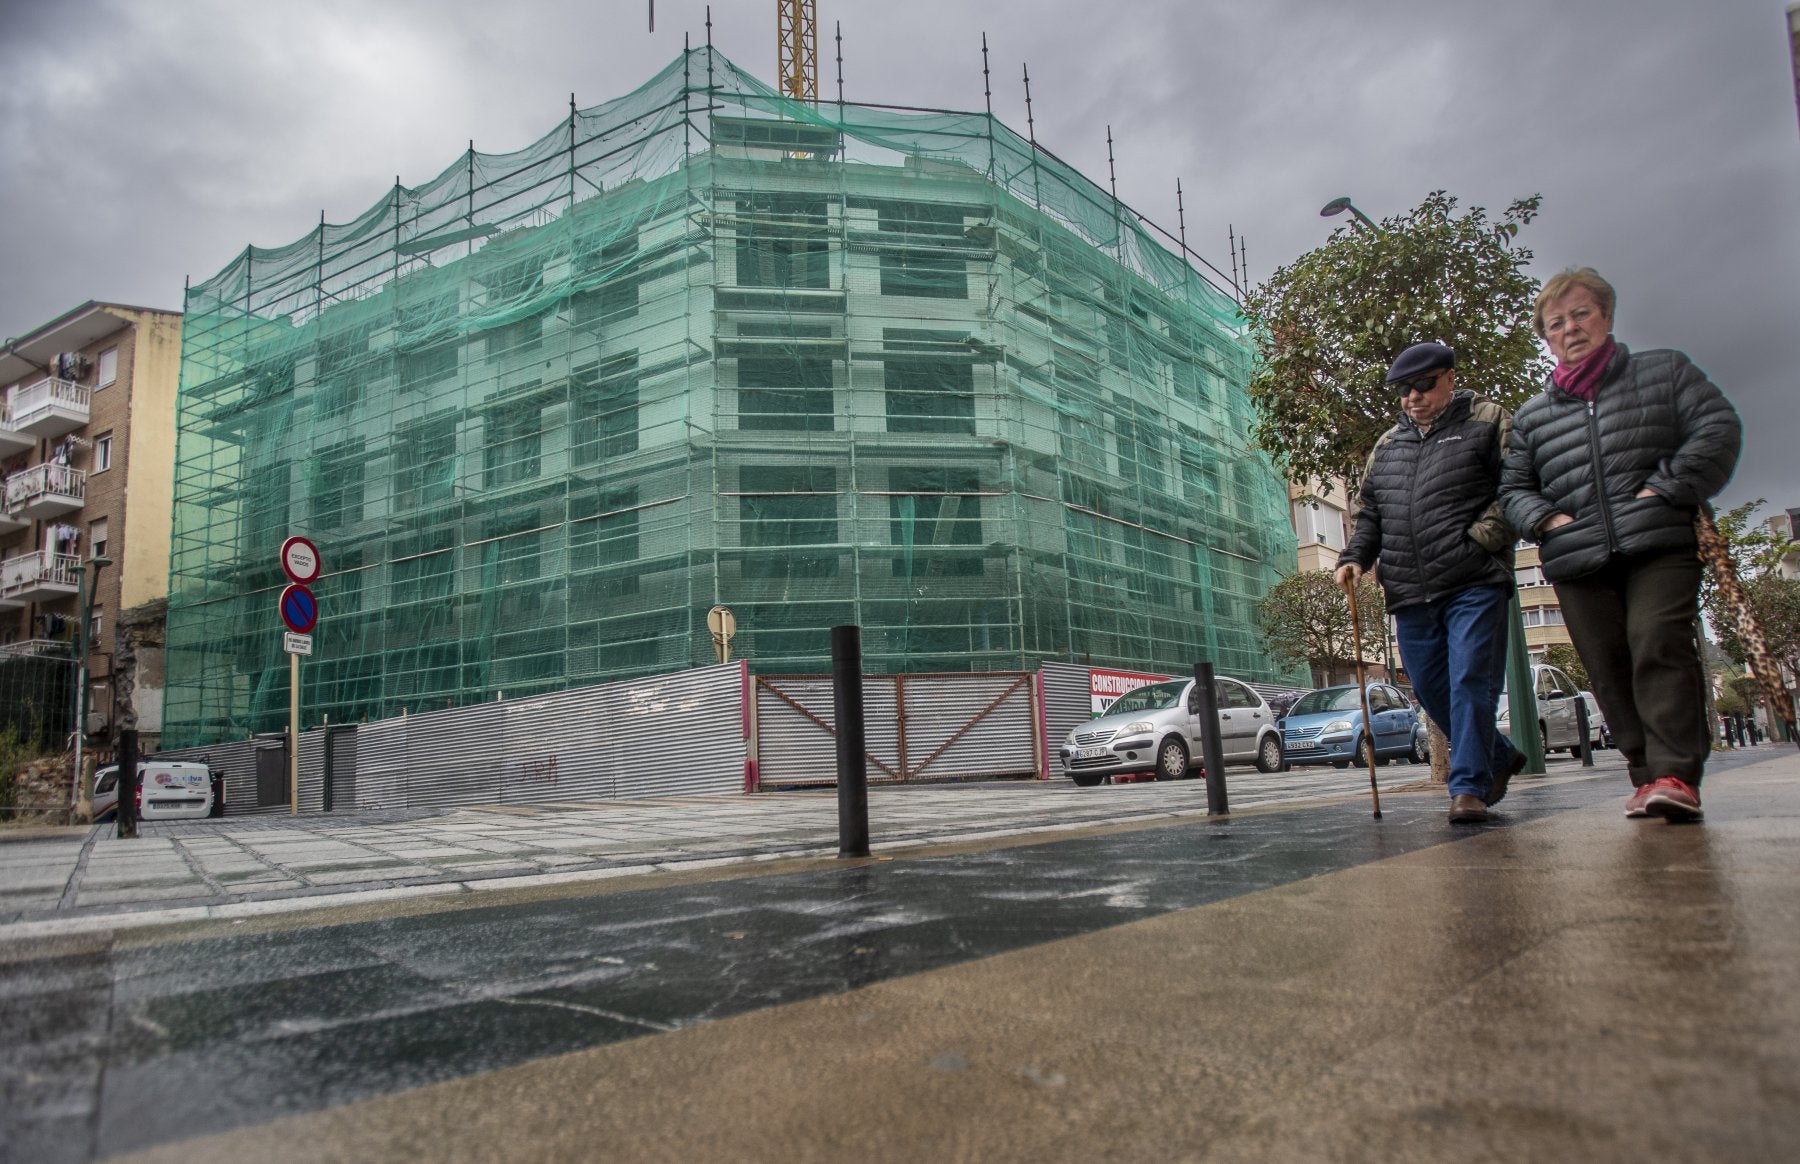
left=753, top=671, right=1039, bottom=787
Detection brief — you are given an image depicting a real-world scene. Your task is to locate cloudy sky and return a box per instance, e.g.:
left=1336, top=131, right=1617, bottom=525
left=3, top=0, right=1796, bottom=513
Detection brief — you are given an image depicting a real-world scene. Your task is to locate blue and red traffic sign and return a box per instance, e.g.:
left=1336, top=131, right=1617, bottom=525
left=279, top=584, right=318, bottom=634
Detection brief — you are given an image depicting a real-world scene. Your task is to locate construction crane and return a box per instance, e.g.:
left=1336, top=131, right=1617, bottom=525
left=777, top=0, right=818, bottom=103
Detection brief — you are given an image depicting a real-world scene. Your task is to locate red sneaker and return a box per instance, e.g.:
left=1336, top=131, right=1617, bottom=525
left=1624, top=783, right=1656, bottom=818
left=1642, top=777, right=1703, bottom=822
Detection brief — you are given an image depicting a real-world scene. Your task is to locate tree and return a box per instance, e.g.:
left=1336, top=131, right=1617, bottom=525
left=1241, top=191, right=1549, bottom=493
left=1712, top=573, right=1800, bottom=677
left=1540, top=643, right=1590, bottom=693
left=1699, top=500, right=1800, bottom=662
left=1258, top=570, right=1387, bottom=685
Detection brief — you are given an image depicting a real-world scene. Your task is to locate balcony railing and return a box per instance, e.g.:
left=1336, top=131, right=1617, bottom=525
left=0, top=550, right=81, bottom=603
left=0, top=639, right=74, bottom=659
left=0, top=404, right=31, bottom=457
left=8, top=377, right=91, bottom=438
left=3, top=462, right=85, bottom=520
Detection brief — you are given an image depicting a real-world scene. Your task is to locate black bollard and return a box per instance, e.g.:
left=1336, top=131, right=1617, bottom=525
left=832, top=625, right=870, bottom=858
left=1574, top=696, right=1594, bottom=767
left=115, top=728, right=140, bottom=839
left=1193, top=662, right=1229, bottom=816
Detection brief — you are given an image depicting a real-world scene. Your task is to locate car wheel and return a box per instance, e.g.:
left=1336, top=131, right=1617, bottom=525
left=1255, top=735, right=1282, bottom=773
left=1070, top=772, right=1105, bottom=788
left=1408, top=734, right=1428, bottom=764
left=1154, top=737, right=1189, bottom=781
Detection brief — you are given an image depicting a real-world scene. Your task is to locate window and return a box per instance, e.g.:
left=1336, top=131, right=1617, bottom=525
left=89, top=519, right=108, bottom=560
left=315, top=327, right=370, bottom=418
left=89, top=605, right=103, bottom=644
left=876, top=201, right=968, bottom=299
left=735, top=194, right=830, bottom=289
left=310, top=442, right=365, bottom=527
left=93, top=433, right=113, bottom=473
left=482, top=391, right=544, bottom=489
left=571, top=354, right=640, bottom=461
left=740, top=465, right=838, bottom=578
left=889, top=468, right=982, bottom=577
left=882, top=330, right=974, bottom=434
left=392, top=417, right=457, bottom=511
left=570, top=488, right=640, bottom=577
left=96, top=348, right=118, bottom=388
left=738, top=353, right=833, bottom=432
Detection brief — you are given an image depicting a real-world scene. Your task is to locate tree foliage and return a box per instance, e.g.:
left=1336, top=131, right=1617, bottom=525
left=1241, top=190, right=1550, bottom=492
left=1258, top=570, right=1387, bottom=685
left=1539, top=643, right=1590, bottom=693
left=1698, top=499, right=1800, bottom=680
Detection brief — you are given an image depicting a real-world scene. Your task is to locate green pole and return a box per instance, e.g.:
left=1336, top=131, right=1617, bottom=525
left=1506, top=591, right=1545, bottom=775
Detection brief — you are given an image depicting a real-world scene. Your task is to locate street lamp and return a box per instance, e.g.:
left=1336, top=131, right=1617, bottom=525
left=72, top=553, right=111, bottom=812
left=1319, top=196, right=1379, bottom=232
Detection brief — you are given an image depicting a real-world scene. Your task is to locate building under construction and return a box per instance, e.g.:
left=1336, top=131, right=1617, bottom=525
left=162, top=47, right=1299, bottom=747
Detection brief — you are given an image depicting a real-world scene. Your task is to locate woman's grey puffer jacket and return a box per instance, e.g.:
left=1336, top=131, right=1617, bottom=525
left=1500, top=344, right=1741, bottom=584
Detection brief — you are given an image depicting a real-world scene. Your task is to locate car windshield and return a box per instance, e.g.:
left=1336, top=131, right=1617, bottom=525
left=1288, top=687, right=1363, bottom=716
left=1104, top=681, right=1185, bottom=715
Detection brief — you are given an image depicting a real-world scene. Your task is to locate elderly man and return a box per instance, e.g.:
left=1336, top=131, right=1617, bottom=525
left=1336, top=342, right=1525, bottom=824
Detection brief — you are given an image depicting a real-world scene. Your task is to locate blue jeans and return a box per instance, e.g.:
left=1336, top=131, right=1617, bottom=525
left=1393, top=584, right=1519, bottom=800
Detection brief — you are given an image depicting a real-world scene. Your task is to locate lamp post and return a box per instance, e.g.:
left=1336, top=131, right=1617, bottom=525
left=1320, top=196, right=1379, bottom=232
left=71, top=553, right=111, bottom=812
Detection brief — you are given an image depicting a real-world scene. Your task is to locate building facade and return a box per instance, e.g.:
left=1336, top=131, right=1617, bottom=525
left=161, top=50, right=1301, bottom=748
left=0, top=302, right=182, bottom=753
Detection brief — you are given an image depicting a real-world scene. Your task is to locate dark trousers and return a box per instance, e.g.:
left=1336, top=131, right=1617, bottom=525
left=1553, top=550, right=1708, bottom=787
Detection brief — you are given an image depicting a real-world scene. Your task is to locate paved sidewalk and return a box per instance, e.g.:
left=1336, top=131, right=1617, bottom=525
left=0, top=760, right=1572, bottom=939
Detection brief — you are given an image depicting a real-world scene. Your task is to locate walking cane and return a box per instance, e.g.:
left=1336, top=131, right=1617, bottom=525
left=1343, top=574, right=1384, bottom=819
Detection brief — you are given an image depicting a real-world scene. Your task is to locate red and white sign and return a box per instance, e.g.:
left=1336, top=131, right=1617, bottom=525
left=1089, top=668, right=1172, bottom=715
left=281, top=536, right=321, bottom=585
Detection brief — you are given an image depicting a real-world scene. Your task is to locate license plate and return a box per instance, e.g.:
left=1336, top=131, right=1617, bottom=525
left=1075, top=746, right=1110, bottom=760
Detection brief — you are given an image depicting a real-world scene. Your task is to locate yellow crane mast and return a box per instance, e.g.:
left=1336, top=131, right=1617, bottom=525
left=777, top=0, right=818, bottom=103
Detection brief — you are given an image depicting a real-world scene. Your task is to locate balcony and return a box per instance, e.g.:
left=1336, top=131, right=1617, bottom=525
left=4, top=463, right=85, bottom=520
left=0, top=550, right=80, bottom=603
left=0, top=406, right=31, bottom=458
left=8, top=376, right=91, bottom=439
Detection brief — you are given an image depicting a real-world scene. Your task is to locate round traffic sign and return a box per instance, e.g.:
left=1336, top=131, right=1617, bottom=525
left=279, top=584, right=318, bottom=634
left=281, top=536, right=321, bottom=584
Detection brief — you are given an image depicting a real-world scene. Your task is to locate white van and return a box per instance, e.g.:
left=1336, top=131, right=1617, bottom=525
left=92, top=761, right=217, bottom=821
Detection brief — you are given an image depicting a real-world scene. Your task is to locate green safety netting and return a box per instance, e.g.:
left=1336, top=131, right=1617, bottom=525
left=163, top=47, right=1302, bottom=747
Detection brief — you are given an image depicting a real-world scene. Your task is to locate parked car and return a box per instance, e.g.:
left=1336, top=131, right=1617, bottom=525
left=1497, top=662, right=1585, bottom=755
left=1280, top=682, right=1423, bottom=768
left=92, top=761, right=217, bottom=822
left=1060, top=676, right=1284, bottom=785
left=1578, top=691, right=1612, bottom=750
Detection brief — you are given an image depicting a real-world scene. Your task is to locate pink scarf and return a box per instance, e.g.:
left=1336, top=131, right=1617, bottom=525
left=1550, top=337, right=1616, bottom=402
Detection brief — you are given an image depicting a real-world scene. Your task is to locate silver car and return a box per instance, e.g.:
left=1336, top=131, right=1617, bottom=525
left=1498, top=663, right=1585, bottom=754
left=1060, top=676, right=1284, bottom=786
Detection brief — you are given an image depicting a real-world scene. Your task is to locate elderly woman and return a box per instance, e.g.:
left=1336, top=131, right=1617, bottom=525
left=1500, top=268, right=1742, bottom=821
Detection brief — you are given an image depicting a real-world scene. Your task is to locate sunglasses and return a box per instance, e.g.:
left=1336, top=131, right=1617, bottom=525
left=1395, top=371, right=1444, bottom=397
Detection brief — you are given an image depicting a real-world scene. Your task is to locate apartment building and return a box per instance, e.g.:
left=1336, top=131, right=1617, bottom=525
left=0, top=302, right=182, bottom=753
left=1288, top=480, right=1352, bottom=575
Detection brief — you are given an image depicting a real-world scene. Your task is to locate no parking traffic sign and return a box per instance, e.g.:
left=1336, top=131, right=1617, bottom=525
left=279, top=583, right=318, bottom=634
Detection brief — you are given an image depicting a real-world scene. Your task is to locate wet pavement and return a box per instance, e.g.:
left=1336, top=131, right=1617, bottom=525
left=2, top=763, right=1454, bottom=938
left=2, top=747, right=1797, bottom=1162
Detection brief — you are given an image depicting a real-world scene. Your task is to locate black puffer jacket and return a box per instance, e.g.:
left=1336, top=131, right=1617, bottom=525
left=1339, top=389, right=1515, bottom=612
left=1500, top=345, right=1741, bottom=583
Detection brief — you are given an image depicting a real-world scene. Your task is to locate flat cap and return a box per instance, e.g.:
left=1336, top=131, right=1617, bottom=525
left=1384, top=342, right=1456, bottom=384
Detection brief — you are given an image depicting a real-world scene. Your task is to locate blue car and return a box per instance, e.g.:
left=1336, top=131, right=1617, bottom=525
left=1280, top=682, right=1427, bottom=768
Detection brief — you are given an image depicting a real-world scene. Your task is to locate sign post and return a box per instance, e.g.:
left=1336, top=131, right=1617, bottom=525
left=279, top=538, right=321, bottom=817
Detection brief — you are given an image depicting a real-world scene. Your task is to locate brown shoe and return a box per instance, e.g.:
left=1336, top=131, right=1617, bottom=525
left=1449, top=794, right=1490, bottom=824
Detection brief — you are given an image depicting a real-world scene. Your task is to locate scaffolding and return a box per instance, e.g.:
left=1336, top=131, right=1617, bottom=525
left=163, top=48, right=1301, bottom=748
